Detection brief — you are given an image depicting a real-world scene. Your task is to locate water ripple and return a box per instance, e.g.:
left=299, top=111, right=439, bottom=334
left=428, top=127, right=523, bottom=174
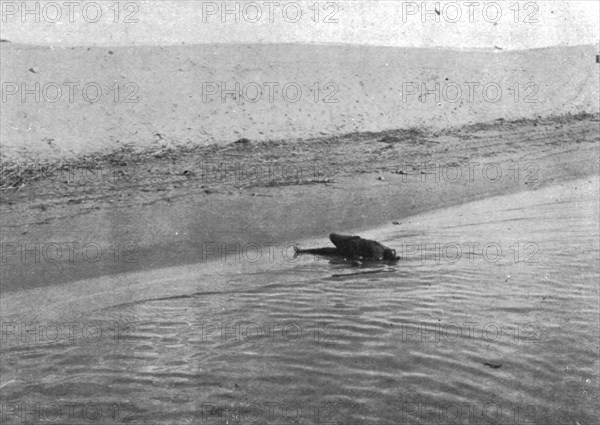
left=1, top=177, right=598, bottom=424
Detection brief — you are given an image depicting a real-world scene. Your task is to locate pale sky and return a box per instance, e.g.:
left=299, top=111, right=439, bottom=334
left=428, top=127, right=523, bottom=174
left=1, top=1, right=598, bottom=50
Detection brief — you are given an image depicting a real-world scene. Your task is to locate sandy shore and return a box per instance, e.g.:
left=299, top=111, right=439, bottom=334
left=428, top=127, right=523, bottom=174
left=1, top=113, right=598, bottom=293
left=2, top=43, right=598, bottom=161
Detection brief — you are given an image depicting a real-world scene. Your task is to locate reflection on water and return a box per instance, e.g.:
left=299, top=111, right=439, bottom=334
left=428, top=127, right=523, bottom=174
left=1, top=177, right=598, bottom=425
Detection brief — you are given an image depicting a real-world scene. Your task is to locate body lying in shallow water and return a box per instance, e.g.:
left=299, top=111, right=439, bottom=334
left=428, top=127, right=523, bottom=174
left=295, top=233, right=399, bottom=263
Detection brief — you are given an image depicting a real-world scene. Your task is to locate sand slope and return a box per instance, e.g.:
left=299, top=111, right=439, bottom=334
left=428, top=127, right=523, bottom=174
left=2, top=114, right=598, bottom=292
left=2, top=43, right=598, bottom=161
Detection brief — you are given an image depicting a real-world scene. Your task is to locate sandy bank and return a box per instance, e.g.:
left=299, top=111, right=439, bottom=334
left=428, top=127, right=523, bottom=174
left=1, top=113, right=599, bottom=293
left=1, top=43, right=598, bottom=161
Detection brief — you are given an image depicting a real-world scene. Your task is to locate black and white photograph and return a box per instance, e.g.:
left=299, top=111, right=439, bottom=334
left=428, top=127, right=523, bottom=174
left=1, top=1, right=599, bottom=424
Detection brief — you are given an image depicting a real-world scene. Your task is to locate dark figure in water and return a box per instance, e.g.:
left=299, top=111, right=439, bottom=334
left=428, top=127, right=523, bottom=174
left=295, top=233, right=399, bottom=262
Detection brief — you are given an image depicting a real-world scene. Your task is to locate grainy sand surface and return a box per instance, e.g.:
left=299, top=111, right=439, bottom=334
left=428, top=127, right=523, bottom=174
left=1, top=44, right=598, bottom=161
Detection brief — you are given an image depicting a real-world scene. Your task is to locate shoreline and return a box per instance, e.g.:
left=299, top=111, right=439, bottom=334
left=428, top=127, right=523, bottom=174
left=1, top=113, right=599, bottom=293
left=2, top=174, right=597, bottom=323
left=2, top=112, right=597, bottom=192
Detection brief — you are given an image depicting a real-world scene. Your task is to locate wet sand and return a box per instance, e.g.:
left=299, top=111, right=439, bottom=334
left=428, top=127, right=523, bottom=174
left=1, top=113, right=599, bottom=292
